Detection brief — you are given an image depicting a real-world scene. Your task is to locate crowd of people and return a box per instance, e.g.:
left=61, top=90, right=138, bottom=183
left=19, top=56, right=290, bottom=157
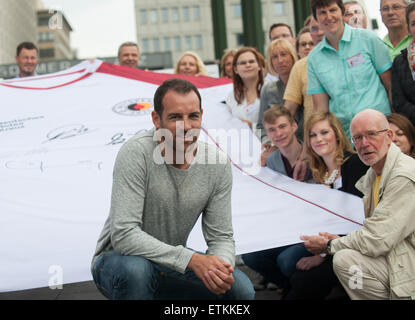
left=233, top=0, right=415, bottom=300
left=10, top=0, right=415, bottom=301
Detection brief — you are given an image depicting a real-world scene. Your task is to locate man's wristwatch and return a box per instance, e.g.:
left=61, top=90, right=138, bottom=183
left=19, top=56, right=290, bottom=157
left=326, top=239, right=333, bottom=254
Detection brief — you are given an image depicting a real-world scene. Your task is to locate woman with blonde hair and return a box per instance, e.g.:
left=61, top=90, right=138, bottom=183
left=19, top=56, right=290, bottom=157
left=283, top=111, right=368, bottom=300
left=225, top=47, right=265, bottom=131
left=174, top=51, right=208, bottom=76
left=220, top=49, right=237, bottom=79
left=257, top=39, right=298, bottom=144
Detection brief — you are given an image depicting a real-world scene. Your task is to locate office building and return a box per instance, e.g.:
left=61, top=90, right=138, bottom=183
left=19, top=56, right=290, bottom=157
left=134, top=0, right=295, bottom=64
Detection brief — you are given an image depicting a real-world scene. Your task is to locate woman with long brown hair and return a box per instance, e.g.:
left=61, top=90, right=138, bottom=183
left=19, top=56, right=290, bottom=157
left=387, top=113, right=415, bottom=158
left=304, top=111, right=365, bottom=189
left=225, top=47, right=265, bottom=131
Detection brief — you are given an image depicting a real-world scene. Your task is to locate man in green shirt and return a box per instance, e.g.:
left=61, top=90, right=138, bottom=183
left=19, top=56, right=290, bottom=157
left=381, top=0, right=413, bottom=61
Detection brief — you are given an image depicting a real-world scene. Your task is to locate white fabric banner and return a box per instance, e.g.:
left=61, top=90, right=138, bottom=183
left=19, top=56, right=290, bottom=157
left=0, top=61, right=364, bottom=292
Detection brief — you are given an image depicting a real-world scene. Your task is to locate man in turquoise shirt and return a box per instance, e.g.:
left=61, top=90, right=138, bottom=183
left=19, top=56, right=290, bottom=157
left=381, top=0, right=413, bottom=61
left=307, top=0, right=392, bottom=138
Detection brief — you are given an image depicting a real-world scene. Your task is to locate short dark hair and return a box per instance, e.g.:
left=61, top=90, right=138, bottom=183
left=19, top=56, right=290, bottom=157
left=153, top=78, right=202, bottom=116
left=311, top=0, right=345, bottom=19
left=406, top=2, right=415, bottom=28
left=16, top=42, right=38, bottom=56
left=268, top=23, right=294, bottom=40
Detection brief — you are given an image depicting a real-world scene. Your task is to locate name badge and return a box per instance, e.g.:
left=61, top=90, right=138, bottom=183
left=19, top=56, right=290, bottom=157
left=412, top=72, right=415, bottom=81
left=346, top=53, right=365, bottom=68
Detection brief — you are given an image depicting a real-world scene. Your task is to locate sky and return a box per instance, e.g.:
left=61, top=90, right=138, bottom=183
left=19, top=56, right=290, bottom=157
left=41, top=0, right=387, bottom=60
left=41, top=0, right=136, bottom=59
left=361, top=0, right=388, bottom=37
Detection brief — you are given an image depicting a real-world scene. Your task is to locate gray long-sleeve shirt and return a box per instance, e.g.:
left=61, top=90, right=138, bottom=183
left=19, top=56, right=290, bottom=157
left=91, top=128, right=235, bottom=274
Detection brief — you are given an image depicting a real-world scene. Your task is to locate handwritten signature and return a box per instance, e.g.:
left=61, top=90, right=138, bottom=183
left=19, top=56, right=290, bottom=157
left=44, top=124, right=97, bottom=143
left=106, top=129, right=147, bottom=145
left=5, top=160, right=103, bottom=173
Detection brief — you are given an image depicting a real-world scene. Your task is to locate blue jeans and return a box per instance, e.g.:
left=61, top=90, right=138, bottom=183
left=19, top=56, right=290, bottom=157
left=92, top=251, right=255, bottom=300
left=242, top=243, right=312, bottom=288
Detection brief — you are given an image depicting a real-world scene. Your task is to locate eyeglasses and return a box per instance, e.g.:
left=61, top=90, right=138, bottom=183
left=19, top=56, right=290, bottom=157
left=300, top=41, right=314, bottom=48
left=351, top=129, right=388, bottom=145
left=380, top=4, right=406, bottom=13
left=237, top=59, right=257, bottom=66
left=310, top=26, right=320, bottom=33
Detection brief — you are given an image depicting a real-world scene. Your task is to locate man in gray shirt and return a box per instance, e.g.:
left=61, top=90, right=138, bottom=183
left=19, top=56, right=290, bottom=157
left=91, top=78, right=254, bottom=300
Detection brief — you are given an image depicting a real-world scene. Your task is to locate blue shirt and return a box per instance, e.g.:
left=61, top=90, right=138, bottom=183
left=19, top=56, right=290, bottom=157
left=14, top=72, right=38, bottom=79
left=307, top=23, right=392, bottom=137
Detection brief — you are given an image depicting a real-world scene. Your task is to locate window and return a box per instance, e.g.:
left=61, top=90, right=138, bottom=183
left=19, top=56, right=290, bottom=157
left=164, top=37, right=170, bottom=51
left=161, top=8, right=168, bottom=22
left=236, top=33, right=244, bottom=46
left=193, top=6, right=200, bottom=21
left=183, top=7, right=189, bottom=21
left=142, top=39, right=149, bottom=53
left=38, top=32, right=54, bottom=42
left=194, top=35, right=202, bottom=50
left=172, top=7, right=179, bottom=22
left=140, top=10, right=147, bottom=24
left=150, top=9, right=158, bottom=23
left=274, top=2, right=285, bottom=16
left=233, top=4, right=242, bottom=18
left=153, top=38, right=160, bottom=52
left=38, top=16, right=49, bottom=26
left=185, top=36, right=192, bottom=50
left=39, top=48, right=55, bottom=58
left=174, top=36, right=181, bottom=51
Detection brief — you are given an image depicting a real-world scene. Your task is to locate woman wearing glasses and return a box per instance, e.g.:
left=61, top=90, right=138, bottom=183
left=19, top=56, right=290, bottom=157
left=284, top=111, right=368, bottom=300
left=392, top=2, right=415, bottom=127
left=296, top=27, right=315, bottom=59
left=225, top=47, right=265, bottom=134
